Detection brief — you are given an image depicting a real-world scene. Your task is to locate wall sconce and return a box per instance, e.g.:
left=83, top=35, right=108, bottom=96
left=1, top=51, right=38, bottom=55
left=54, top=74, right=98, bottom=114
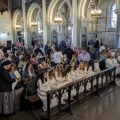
left=31, top=22, right=38, bottom=27
left=15, top=25, right=21, bottom=30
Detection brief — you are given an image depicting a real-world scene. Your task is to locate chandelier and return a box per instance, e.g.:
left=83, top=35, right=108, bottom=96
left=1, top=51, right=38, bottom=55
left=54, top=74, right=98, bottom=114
left=91, top=9, right=102, bottom=19
left=54, top=15, right=62, bottom=24
left=31, top=22, right=38, bottom=27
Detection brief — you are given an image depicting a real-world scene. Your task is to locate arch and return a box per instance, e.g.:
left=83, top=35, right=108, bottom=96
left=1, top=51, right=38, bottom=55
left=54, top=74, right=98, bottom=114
left=27, top=2, right=42, bottom=28
left=78, top=0, right=88, bottom=19
left=106, top=0, right=117, bottom=29
left=51, top=30, right=58, bottom=45
left=110, top=2, right=117, bottom=28
left=47, top=0, right=72, bottom=24
left=13, top=9, right=22, bottom=30
left=58, top=0, right=72, bottom=17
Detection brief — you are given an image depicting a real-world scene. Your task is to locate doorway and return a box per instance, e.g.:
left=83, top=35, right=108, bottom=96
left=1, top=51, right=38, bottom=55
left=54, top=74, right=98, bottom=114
left=82, top=35, right=87, bottom=47
left=51, top=30, right=58, bottom=46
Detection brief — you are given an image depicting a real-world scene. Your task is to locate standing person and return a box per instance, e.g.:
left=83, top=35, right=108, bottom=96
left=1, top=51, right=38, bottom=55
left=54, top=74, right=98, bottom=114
left=88, top=37, right=95, bottom=46
left=99, top=38, right=103, bottom=47
left=0, top=46, right=4, bottom=62
left=0, top=60, right=20, bottom=115
left=44, top=42, right=50, bottom=54
left=99, top=43, right=106, bottom=52
left=78, top=48, right=90, bottom=62
left=52, top=47, right=63, bottom=64
left=94, top=38, right=99, bottom=50
left=31, top=38, right=35, bottom=47
left=46, top=46, right=52, bottom=58
left=64, top=46, right=74, bottom=60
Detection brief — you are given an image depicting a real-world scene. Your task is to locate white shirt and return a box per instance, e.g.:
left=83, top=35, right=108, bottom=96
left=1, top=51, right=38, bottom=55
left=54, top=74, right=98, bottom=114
left=99, top=46, right=105, bottom=52
left=52, top=52, right=63, bottom=63
left=105, top=58, right=114, bottom=68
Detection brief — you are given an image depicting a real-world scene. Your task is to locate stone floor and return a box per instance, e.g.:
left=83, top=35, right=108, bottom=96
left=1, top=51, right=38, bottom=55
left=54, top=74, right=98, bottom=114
left=1, top=85, right=120, bottom=120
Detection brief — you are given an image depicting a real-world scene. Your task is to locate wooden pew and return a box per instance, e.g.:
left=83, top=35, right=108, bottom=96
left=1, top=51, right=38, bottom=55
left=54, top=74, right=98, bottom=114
left=40, top=66, right=116, bottom=120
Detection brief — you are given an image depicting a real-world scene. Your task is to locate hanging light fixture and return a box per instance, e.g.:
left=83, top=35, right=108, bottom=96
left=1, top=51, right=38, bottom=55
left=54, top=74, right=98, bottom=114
left=15, top=25, right=21, bottom=30
left=91, top=0, right=102, bottom=19
left=91, top=9, right=102, bottom=19
left=31, top=22, right=38, bottom=27
left=54, top=15, right=62, bottom=24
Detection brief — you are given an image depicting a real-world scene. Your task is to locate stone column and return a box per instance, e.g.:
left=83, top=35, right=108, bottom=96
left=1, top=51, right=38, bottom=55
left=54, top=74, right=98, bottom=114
left=77, top=18, right=82, bottom=48
left=22, top=0, right=28, bottom=45
left=42, top=0, right=47, bottom=45
left=72, top=0, right=77, bottom=49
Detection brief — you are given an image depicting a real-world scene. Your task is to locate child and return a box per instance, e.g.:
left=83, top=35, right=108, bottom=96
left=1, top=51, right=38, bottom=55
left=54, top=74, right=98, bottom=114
left=55, top=64, right=65, bottom=83
left=37, top=71, right=57, bottom=111
left=48, top=68, right=59, bottom=89
left=38, top=59, right=47, bottom=69
left=37, top=52, right=43, bottom=59
left=46, top=58, right=51, bottom=68
left=76, top=62, right=86, bottom=78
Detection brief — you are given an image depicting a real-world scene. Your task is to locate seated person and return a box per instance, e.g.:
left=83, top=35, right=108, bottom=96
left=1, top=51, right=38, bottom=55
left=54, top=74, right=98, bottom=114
left=62, top=54, right=70, bottom=67
left=22, top=62, right=35, bottom=81
left=46, top=58, right=51, bottom=68
left=31, top=53, right=39, bottom=70
left=55, top=64, right=65, bottom=83
left=63, top=65, right=73, bottom=82
left=9, top=64, right=23, bottom=109
left=38, top=59, right=47, bottom=69
left=69, top=62, right=79, bottom=81
left=18, top=57, right=27, bottom=68
left=37, top=71, right=57, bottom=111
left=112, top=54, right=120, bottom=75
left=37, top=52, right=43, bottom=59
left=2, top=53, right=9, bottom=63
left=94, top=59, right=101, bottom=72
left=76, top=62, right=87, bottom=77
left=48, top=68, right=59, bottom=89
left=105, top=54, right=114, bottom=68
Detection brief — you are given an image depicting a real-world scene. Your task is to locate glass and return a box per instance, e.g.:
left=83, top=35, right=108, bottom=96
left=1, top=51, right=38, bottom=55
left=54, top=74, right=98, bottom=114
left=110, top=3, right=117, bottom=28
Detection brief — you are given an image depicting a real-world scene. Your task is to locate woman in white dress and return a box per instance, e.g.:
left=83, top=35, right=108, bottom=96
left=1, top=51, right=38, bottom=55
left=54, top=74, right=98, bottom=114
left=55, top=64, right=66, bottom=83
left=83, top=61, right=93, bottom=90
left=69, top=63, right=79, bottom=81
left=37, top=71, right=57, bottom=111
left=48, top=68, right=60, bottom=89
left=48, top=68, right=65, bottom=104
left=62, top=65, right=76, bottom=98
left=105, top=54, right=114, bottom=68
left=112, top=54, right=120, bottom=75
left=76, top=62, right=87, bottom=78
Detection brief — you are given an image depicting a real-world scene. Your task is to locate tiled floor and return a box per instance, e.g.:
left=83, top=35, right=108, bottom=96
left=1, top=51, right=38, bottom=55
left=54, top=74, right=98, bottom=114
left=1, top=85, right=120, bottom=120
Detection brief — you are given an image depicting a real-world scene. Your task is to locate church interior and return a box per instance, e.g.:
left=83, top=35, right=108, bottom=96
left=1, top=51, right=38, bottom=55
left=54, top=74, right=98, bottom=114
left=0, top=0, right=120, bottom=120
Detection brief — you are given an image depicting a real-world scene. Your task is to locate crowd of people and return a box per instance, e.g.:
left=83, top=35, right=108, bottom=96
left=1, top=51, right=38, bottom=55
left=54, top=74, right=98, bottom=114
left=0, top=37, right=120, bottom=115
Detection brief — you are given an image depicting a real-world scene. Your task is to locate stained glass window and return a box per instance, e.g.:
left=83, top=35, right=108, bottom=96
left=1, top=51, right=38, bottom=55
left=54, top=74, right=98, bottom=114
left=110, top=3, right=117, bottom=28
left=38, top=20, right=41, bottom=35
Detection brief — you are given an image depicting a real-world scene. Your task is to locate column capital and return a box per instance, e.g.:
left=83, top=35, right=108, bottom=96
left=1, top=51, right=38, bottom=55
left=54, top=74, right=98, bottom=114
left=115, top=9, right=120, bottom=15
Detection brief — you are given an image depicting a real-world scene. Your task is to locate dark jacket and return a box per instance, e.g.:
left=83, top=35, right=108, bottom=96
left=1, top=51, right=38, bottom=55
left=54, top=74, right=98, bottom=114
left=0, top=67, right=16, bottom=92
left=44, top=44, right=48, bottom=54
left=94, top=40, right=99, bottom=49
left=64, top=48, right=74, bottom=60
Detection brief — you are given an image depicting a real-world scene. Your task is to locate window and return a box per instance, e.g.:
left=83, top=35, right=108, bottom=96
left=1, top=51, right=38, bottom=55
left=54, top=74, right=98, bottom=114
left=38, top=20, right=41, bottom=35
left=110, top=3, right=117, bottom=28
